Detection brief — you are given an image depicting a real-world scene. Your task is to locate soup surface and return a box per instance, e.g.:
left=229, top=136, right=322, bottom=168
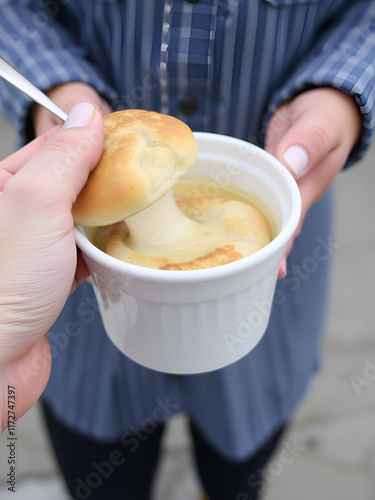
left=91, top=176, right=275, bottom=270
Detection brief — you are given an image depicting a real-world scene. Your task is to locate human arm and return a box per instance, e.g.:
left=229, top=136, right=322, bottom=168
left=0, top=103, right=104, bottom=433
left=264, top=1, right=375, bottom=276
left=0, top=2, right=115, bottom=142
left=266, top=87, right=361, bottom=276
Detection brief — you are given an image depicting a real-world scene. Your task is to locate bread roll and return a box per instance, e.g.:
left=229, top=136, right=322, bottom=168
left=72, top=109, right=199, bottom=226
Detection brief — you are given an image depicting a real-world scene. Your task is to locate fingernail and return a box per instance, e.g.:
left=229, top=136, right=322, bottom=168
left=283, top=145, right=309, bottom=178
left=278, top=256, right=287, bottom=279
left=63, top=103, right=95, bottom=130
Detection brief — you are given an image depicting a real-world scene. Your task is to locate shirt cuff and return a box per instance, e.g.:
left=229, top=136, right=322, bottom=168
left=263, top=75, right=373, bottom=168
left=0, top=49, right=117, bottom=146
left=262, top=4, right=375, bottom=167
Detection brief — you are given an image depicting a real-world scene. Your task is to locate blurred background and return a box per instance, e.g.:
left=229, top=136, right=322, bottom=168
left=0, top=111, right=375, bottom=500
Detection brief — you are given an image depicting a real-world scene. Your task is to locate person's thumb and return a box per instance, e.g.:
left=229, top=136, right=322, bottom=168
left=8, top=102, right=105, bottom=212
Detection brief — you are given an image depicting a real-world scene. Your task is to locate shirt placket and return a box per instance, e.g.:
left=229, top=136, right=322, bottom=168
left=160, top=0, right=218, bottom=130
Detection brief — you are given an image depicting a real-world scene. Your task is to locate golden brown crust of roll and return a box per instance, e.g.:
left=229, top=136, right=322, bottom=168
left=159, top=245, right=245, bottom=270
left=72, top=110, right=198, bottom=226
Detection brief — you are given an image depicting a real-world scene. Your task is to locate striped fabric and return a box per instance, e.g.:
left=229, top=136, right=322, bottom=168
left=0, top=1, right=374, bottom=153
left=0, top=0, right=374, bottom=460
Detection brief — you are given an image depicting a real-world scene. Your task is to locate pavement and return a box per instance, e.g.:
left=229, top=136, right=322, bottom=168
left=0, top=112, right=375, bottom=500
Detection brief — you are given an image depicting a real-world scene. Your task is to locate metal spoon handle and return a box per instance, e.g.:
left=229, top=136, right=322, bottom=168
left=0, top=57, right=68, bottom=122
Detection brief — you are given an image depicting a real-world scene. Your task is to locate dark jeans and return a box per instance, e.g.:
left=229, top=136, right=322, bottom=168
left=42, top=401, right=284, bottom=500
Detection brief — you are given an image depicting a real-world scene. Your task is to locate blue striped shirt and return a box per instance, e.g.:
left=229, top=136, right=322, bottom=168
left=0, top=0, right=374, bottom=459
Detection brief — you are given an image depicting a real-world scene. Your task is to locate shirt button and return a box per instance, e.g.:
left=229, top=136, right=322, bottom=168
left=178, top=96, right=198, bottom=116
left=185, top=0, right=200, bottom=3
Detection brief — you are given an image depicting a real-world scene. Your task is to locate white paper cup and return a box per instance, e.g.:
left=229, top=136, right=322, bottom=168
left=74, top=133, right=301, bottom=374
